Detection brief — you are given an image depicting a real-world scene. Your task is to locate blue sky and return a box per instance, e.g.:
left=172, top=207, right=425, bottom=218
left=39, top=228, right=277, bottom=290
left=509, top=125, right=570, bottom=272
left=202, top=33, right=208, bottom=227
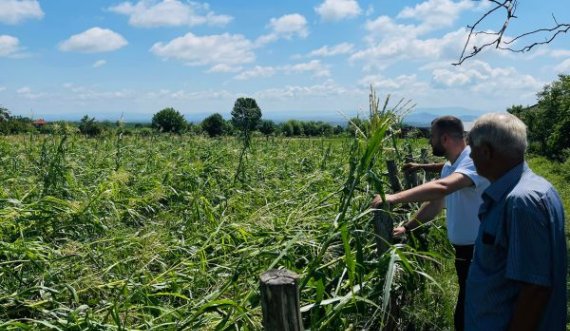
left=0, top=0, right=569, bottom=122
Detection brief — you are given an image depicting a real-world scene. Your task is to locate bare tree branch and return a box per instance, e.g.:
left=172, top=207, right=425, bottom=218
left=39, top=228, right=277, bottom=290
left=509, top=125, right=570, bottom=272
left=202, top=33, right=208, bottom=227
left=454, top=0, right=569, bottom=65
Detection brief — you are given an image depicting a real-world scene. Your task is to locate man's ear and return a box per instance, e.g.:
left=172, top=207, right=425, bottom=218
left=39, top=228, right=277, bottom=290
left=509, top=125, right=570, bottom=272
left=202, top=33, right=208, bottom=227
left=480, top=142, right=493, bottom=160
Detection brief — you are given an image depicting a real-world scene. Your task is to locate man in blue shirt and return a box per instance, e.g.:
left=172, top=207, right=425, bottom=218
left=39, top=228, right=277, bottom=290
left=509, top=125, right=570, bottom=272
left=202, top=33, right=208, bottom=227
left=465, top=113, right=567, bottom=330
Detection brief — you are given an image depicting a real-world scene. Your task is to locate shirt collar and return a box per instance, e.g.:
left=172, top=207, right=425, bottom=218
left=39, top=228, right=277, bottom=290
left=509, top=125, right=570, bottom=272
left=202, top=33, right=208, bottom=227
left=446, top=146, right=470, bottom=167
left=483, top=161, right=528, bottom=202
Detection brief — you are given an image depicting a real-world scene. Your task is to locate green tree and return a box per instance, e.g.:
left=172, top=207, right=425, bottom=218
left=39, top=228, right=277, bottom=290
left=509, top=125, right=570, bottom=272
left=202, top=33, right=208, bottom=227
left=333, top=125, right=345, bottom=135
left=0, top=106, right=11, bottom=122
left=201, top=113, right=225, bottom=137
left=78, top=115, right=103, bottom=136
left=302, top=121, right=318, bottom=136
left=259, top=119, right=276, bottom=136
left=231, top=97, right=262, bottom=134
left=508, top=74, right=570, bottom=159
left=346, top=117, right=370, bottom=137
left=152, top=107, right=186, bottom=133
left=281, top=120, right=303, bottom=137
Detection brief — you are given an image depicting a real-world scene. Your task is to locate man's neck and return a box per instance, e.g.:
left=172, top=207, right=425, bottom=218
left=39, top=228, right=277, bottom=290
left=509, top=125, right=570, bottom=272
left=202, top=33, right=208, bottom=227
left=487, top=157, right=524, bottom=182
left=446, top=141, right=466, bottom=164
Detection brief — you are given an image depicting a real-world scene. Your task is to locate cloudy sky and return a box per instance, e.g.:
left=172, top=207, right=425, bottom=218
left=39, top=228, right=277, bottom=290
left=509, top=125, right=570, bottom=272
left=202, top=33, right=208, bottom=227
left=1, top=0, right=569, bottom=122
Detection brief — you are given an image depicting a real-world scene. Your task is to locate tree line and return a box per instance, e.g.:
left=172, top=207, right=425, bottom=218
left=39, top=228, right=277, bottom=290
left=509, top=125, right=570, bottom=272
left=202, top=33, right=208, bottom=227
left=507, top=74, right=570, bottom=160
left=3, top=74, right=569, bottom=160
left=0, top=97, right=381, bottom=138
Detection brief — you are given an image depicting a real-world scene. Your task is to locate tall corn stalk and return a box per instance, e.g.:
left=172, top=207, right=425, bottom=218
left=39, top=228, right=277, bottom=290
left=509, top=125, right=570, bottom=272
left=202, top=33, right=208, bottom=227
left=299, top=86, right=415, bottom=329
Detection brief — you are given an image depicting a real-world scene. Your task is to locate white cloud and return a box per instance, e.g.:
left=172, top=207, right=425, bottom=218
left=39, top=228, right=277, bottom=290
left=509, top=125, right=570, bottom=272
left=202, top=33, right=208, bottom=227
left=429, top=60, right=544, bottom=95
left=0, top=0, right=43, bottom=24
left=359, top=74, right=430, bottom=93
left=350, top=34, right=453, bottom=69
left=62, top=83, right=134, bottom=100
left=284, top=60, right=330, bottom=77
left=308, top=43, right=354, bottom=57
left=255, top=80, right=359, bottom=100
left=234, top=66, right=277, bottom=80
left=0, top=87, right=6, bottom=92
left=397, top=0, right=475, bottom=32
left=150, top=32, right=255, bottom=68
left=235, top=60, right=330, bottom=80
left=555, top=59, right=570, bottom=73
left=109, top=0, right=232, bottom=28
left=352, top=27, right=504, bottom=71
left=0, top=35, right=22, bottom=57
left=315, top=0, right=361, bottom=22
left=357, top=0, right=501, bottom=69
left=256, top=14, right=308, bottom=46
left=59, top=28, right=128, bottom=53
left=17, top=86, right=46, bottom=99
left=93, top=60, right=107, bottom=68
left=145, top=89, right=234, bottom=100
left=269, top=14, right=309, bottom=38
left=364, top=16, right=422, bottom=42
left=550, top=50, right=570, bottom=58
left=432, top=69, right=472, bottom=87
left=207, top=64, right=242, bottom=73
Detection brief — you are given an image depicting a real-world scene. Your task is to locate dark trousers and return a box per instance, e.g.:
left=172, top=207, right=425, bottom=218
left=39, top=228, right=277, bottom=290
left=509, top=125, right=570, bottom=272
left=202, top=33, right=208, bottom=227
left=453, top=244, right=474, bottom=331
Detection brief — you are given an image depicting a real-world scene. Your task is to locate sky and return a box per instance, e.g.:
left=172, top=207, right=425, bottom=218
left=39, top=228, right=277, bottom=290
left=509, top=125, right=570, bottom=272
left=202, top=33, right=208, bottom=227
left=0, top=0, right=569, bottom=122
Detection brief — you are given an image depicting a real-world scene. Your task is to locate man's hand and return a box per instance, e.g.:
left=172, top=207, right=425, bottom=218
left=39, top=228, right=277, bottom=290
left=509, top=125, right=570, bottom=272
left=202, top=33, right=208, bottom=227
left=402, top=162, right=420, bottom=173
left=393, top=226, right=406, bottom=237
left=371, top=194, right=395, bottom=208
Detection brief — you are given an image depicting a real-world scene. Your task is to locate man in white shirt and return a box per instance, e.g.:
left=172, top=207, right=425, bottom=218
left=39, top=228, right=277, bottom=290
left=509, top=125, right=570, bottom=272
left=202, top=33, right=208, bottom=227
left=371, top=116, right=489, bottom=331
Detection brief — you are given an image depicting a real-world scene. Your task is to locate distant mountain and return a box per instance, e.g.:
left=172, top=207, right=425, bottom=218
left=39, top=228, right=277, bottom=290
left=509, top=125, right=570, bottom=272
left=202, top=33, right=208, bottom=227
left=403, top=107, right=485, bottom=127
left=31, top=106, right=488, bottom=128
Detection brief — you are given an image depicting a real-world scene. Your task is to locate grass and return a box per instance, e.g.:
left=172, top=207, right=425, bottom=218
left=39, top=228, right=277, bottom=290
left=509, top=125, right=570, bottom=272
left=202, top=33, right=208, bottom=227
left=0, top=133, right=567, bottom=330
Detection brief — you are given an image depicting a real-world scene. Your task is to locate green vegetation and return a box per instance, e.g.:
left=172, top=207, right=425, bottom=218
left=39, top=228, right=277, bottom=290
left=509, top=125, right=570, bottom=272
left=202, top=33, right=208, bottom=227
left=78, top=115, right=104, bottom=137
left=152, top=107, right=187, bottom=134
left=0, top=92, right=452, bottom=329
left=231, top=97, right=262, bottom=136
left=0, top=78, right=568, bottom=329
left=0, top=107, right=37, bottom=134
left=201, top=113, right=226, bottom=137
left=509, top=74, right=570, bottom=160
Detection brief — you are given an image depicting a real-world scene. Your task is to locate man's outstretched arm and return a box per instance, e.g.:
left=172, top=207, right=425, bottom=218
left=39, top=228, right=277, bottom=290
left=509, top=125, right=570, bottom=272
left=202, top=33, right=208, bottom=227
left=371, top=172, right=474, bottom=207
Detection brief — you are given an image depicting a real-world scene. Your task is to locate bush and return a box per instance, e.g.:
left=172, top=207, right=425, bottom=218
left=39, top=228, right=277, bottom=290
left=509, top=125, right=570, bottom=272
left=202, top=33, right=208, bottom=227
left=259, top=120, right=276, bottom=136
left=78, top=115, right=103, bottom=136
left=508, top=74, right=570, bottom=160
left=0, top=116, right=37, bottom=134
left=152, top=107, right=187, bottom=133
left=201, top=113, right=225, bottom=137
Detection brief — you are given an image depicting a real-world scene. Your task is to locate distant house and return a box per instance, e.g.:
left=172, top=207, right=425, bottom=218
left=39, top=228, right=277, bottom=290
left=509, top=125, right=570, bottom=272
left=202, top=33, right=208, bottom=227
left=33, top=118, right=47, bottom=127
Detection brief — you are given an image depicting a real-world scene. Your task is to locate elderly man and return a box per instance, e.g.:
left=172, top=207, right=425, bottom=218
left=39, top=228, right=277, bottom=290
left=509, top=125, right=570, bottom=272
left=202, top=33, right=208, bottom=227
left=371, top=115, right=489, bottom=331
left=465, top=113, right=567, bottom=330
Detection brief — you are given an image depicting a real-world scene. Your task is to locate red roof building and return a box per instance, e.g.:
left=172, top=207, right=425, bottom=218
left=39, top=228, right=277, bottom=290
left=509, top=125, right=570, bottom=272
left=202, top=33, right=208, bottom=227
left=33, top=118, right=46, bottom=127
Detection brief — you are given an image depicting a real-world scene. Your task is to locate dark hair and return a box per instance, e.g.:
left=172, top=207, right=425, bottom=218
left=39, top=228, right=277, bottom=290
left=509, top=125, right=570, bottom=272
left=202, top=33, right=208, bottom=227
left=431, top=116, right=464, bottom=139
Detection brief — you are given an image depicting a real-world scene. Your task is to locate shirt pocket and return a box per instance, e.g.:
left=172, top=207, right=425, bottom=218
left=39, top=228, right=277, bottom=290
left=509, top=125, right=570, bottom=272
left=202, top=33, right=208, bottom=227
left=476, top=216, right=508, bottom=272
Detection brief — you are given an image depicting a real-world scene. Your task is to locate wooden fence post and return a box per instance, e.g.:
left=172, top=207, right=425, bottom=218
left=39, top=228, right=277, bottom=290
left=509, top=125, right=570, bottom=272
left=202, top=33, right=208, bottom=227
left=260, top=269, right=303, bottom=331
left=420, top=148, right=435, bottom=182
left=373, top=204, right=393, bottom=256
left=386, top=160, right=402, bottom=193
left=403, top=152, right=419, bottom=189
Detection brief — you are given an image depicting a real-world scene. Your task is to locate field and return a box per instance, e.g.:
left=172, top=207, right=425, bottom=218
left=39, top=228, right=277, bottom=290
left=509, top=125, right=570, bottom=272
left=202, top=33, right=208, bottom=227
left=0, top=131, right=568, bottom=330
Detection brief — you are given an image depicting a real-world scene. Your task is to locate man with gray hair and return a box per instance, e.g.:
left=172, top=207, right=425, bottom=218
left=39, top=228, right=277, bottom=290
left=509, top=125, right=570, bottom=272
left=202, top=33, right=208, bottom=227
left=465, top=113, right=567, bottom=330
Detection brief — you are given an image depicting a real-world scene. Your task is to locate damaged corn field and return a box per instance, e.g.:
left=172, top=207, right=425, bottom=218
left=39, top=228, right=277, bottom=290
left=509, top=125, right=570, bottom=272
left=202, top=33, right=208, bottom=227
left=0, top=112, right=463, bottom=330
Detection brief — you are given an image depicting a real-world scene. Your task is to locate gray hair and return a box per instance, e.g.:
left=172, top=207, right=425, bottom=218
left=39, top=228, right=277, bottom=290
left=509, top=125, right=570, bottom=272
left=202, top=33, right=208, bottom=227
left=468, top=113, right=527, bottom=158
